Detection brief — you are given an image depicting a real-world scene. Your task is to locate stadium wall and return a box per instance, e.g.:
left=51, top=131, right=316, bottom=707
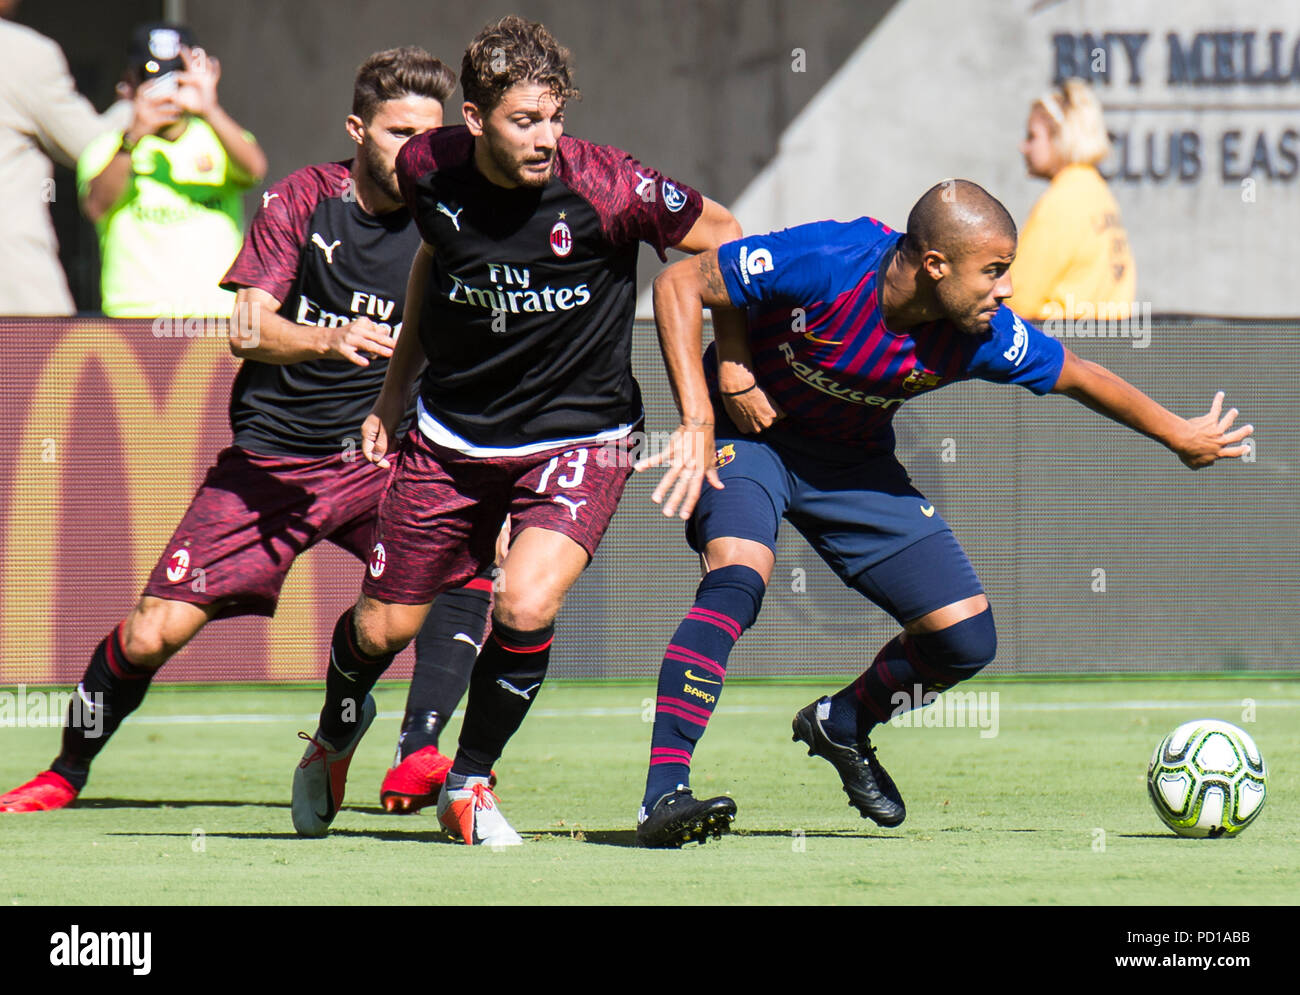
left=27, top=1, right=1300, bottom=317
left=0, top=317, right=1294, bottom=686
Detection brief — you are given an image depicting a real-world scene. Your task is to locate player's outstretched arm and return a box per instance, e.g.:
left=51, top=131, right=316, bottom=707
left=1051, top=348, right=1254, bottom=469
left=362, top=241, right=434, bottom=468
left=637, top=250, right=735, bottom=519
left=229, top=287, right=395, bottom=366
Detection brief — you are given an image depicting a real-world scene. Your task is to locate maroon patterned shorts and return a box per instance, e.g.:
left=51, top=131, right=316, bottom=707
left=361, top=428, right=635, bottom=605
left=142, top=446, right=389, bottom=617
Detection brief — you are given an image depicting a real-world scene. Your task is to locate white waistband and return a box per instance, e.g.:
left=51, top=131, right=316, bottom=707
left=416, top=397, right=638, bottom=457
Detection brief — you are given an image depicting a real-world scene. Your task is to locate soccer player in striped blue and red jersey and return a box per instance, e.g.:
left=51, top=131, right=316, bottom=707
left=634, top=179, right=1254, bottom=846
left=291, top=16, right=745, bottom=845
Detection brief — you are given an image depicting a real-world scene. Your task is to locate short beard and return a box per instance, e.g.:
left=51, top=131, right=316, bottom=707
left=934, top=280, right=986, bottom=336
left=487, top=133, right=553, bottom=189
left=361, top=142, right=401, bottom=204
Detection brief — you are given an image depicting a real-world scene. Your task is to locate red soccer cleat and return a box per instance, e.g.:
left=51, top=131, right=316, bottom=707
left=380, top=746, right=453, bottom=814
left=0, top=770, right=78, bottom=813
left=380, top=746, right=497, bottom=814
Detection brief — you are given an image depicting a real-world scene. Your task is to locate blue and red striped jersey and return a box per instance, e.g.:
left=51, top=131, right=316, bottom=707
left=713, top=217, right=1065, bottom=455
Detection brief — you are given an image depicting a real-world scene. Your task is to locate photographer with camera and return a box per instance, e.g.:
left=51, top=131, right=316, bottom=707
left=79, top=22, right=266, bottom=317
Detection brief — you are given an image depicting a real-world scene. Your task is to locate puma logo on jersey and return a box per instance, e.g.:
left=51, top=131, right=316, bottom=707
left=920, top=504, right=936, bottom=517
left=552, top=495, right=587, bottom=521
left=496, top=679, right=541, bottom=701
left=311, top=233, right=341, bottom=264
left=634, top=171, right=654, bottom=198
left=436, top=202, right=463, bottom=231
left=262, top=191, right=280, bottom=208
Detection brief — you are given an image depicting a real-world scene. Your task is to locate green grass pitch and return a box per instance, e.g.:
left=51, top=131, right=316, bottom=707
left=1, top=678, right=1296, bottom=905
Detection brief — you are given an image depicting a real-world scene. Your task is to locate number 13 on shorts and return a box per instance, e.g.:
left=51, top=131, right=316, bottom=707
left=512, top=440, right=632, bottom=554
left=536, top=449, right=588, bottom=492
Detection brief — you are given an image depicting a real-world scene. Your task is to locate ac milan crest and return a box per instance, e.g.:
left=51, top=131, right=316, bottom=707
left=550, top=220, right=573, bottom=257
left=166, top=548, right=190, bottom=583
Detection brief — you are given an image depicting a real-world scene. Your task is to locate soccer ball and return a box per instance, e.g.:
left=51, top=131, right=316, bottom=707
left=1147, top=719, right=1267, bottom=838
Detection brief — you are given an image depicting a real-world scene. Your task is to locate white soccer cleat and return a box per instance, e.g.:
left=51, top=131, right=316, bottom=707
left=291, top=694, right=377, bottom=838
left=437, top=776, right=523, bottom=846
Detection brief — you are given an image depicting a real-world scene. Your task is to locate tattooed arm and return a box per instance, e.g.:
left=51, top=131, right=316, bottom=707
left=637, top=250, right=737, bottom=519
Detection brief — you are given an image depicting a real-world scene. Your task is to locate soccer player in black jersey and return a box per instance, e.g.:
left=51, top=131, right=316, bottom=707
left=292, top=16, right=746, bottom=845
left=0, top=48, right=491, bottom=816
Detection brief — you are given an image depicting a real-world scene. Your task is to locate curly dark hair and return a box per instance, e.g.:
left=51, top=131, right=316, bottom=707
left=461, top=16, right=579, bottom=113
left=352, top=47, right=457, bottom=123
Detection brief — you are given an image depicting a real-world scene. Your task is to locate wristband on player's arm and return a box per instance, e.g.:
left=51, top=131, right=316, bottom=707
left=720, top=383, right=759, bottom=397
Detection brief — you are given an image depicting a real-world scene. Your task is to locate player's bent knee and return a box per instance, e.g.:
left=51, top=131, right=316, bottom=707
left=352, top=599, right=423, bottom=657
left=909, top=606, right=997, bottom=685
left=696, top=564, right=767, bottom=632
left=121, top=599, right=207, bottom=668
left=702, top=538, right=775, bottom=585
left=119, top=622, right=169, bottom=669
left=493, top=591, right=561, bottom=633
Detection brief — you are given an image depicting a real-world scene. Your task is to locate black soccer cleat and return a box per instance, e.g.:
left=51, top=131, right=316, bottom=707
left=636, top=786, right=737, bottom=848
left=792, top=697, right=906, bottom=827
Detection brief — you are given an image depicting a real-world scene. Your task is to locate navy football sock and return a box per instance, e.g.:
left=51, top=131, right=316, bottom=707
left=52, top=623, right=156, bottom=791
left=399, top=579, right=492, bottom=759
left=827, top=608, right=997, bottom=743
left=642, top=565, right=765, bottom=811
left=320, top=609, right=395, bottom=745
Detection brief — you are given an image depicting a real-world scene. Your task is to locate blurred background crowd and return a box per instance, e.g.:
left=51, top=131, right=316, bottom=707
left=5, top=0, right=1295, bottom=322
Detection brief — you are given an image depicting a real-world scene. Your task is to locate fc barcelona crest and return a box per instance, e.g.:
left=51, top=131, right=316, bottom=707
left=902, top=368, right=941, bottom=392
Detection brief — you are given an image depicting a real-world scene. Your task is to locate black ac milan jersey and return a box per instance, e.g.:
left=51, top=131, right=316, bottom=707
left=221, top=161, right=421, bottom=457
left=395, top=126, right=703, bottom=453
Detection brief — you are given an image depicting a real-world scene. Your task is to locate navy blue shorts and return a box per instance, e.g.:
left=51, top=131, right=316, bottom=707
left=688, top=415, right=983, bottom=623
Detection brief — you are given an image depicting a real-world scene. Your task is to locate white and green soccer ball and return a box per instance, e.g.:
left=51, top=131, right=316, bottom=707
left=1147, top=719, right=1267, bottom=838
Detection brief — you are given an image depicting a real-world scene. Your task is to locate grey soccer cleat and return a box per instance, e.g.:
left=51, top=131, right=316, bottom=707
left=292, top=694, right=377, bottom=838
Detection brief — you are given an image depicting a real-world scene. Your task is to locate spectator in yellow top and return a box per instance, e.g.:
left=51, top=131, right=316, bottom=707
left=1006, top=78, right=1136, bottom=322
left=79, top=23, right=266, bottom=317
